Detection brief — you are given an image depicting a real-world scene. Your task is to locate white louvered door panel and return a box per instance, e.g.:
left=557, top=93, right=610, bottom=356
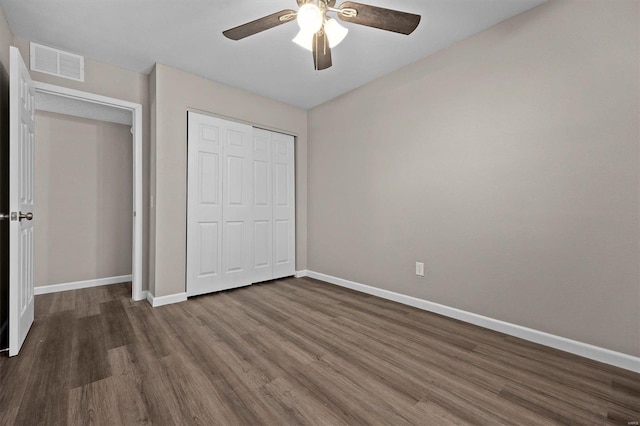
left=9, top=47, right=35, bottom=356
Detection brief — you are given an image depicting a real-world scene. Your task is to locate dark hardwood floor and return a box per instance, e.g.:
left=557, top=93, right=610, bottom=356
left=1, top=277, right=638, bottom=425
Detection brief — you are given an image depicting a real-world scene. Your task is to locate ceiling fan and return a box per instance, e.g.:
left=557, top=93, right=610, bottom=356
left=223, top=0, right=421, bottom=71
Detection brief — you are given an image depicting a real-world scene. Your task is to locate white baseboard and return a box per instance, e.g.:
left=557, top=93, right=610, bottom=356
left=294, top=270, right=309, bottom=278
left=146, top=291, right=187, bottom=307
left=303, top=270, right=640, bottom=373
left=34, top=275, right=133, bottom=295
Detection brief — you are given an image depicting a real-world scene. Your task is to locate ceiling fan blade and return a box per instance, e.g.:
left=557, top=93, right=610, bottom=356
left=223, top=9, right=297, bottom=41
left=337, top=1, right=421, bottom=35
left=312, top=31, right=332, bottom=70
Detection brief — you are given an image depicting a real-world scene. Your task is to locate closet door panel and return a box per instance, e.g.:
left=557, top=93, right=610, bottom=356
left=225, top=221, right=244, bottom=271
left=252, top=128, right=273, bottom=283
left=274, top=220, right=289, bottom=264
left=198, top=223, right=218, bottom=275
left=272, top=133, right=295, bottom=279
left=254, top=221, right=269, bottom=266
left=221, top=125, right=254, bottom=288
left=187, top=113, right=253, bottom=296
left=187, top=113, right=224, bottom=296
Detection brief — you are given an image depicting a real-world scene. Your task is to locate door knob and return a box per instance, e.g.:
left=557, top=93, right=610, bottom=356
left=0, top=213, right=9, bottom=220
left=11, top=211, right=33, bottom=221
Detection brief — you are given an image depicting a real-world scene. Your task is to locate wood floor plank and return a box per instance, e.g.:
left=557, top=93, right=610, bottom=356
left=159, top=354, right=250, bottom=425
left=413, top=400, right=472, bottom=425
left=48, top=288, right=77, bottom=314
left=0, top=320, right=44, bottom=425
left=68, top=373, right=150, bottom=426
left=1, top=279, right=638, bottom=425
left=34, top=292, right=55, bottom=318
left=100, top=299, right=136, bottom=349
left=124, top=304, right=174, bottom=359
left=122, top=343, right=184, bottom=425
left=12, top=311, right=76, bottom=425
left=259, top=377, right=348, bottom=425
left=74, top=286, right=104, bottom=318
left=70, top=313, right=112, bottom=388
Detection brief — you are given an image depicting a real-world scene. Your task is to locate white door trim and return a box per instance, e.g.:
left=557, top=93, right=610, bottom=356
left=32, top=81, right=144, bottom=302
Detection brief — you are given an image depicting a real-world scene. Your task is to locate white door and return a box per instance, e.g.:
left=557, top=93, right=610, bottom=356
left=252, top=128, right=273, bottom=283
left=272, top=132, right=295, bottom=279
left=221, top=118, right=254, bottom=289
left=187, top=112, right=224, bottom=296
left=9, top=46, right=35, bottom=356
left=186, top=113, right=253, bottom=296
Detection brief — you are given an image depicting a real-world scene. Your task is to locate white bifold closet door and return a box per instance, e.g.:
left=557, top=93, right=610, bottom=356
left=270, top=131, right=296, bottom=279
left=252, top=128, right=296, bottom=282
left=187, top=112, right=295, bottom=297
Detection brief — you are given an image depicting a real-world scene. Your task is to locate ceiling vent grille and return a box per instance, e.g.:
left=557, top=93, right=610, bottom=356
left=30, top=42, right=84, bottom=82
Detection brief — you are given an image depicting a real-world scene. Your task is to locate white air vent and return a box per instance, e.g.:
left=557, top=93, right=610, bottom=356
left=30, top=42, right=84, bottom=82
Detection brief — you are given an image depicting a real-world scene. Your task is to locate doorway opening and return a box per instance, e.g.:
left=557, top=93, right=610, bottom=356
left=33, top=82, right=143, bottom=301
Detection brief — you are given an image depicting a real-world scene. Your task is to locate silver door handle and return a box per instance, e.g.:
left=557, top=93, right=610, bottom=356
left=11, top=211, right=33, bottom=221
left=0, top=213, right=9, bottom=220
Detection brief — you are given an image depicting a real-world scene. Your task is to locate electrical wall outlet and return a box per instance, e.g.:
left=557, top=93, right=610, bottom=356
left=415, top=262, right=424, bottom=277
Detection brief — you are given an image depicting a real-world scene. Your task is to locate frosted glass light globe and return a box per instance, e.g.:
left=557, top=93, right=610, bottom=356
left=292, top=29, right=314, bottom=51
left=297, top=3, right=323, bottom=34
left=324, top=18, right=348, bottom=48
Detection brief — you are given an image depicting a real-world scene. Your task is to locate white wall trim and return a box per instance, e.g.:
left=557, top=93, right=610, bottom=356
left=33, top=81, right=144, bottom=302
left=34, top=275, right=133, bottom=295
left=146, top=291, right=188, bottom=307
left=294, top=270, right=309, bottom=278
left=304, top=270, right=640, bottom=373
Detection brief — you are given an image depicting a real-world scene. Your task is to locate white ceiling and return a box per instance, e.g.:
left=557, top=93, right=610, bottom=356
left=1, top=0, right=545, bottom=109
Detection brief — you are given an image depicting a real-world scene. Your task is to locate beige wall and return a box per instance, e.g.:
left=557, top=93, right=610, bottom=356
left=0, top=5, right=11, bottom=71
left=307, top=0, right=640, bottom=356
left=13, top=38, right=151, bottom=292
left=152, top=63, right=308, bottom=297
left=34, top=111, right=132, bottom=285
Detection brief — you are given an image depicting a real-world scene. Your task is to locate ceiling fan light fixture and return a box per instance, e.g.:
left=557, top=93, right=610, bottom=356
left=324, top=18, right=348, bottom=48
left=292, top=29, right=314, bottom=51
left=296, top=3, right=323, bottom=33
left=223, top=1, right=422, bottom=71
